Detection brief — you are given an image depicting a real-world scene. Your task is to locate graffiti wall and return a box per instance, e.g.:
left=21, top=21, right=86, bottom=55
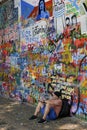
left=0, top=0, right=87, bottom=121
left=0, top=0, right=20, bottom=100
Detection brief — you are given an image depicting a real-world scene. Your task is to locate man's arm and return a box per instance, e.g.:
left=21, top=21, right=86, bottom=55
left=45, top=99, right=62, bottom=106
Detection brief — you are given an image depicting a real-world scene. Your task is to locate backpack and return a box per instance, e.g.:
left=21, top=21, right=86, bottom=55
left=58, top=98, right=72, bottom=118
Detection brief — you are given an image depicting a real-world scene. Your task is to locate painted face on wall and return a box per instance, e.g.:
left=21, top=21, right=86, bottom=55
left=40, top=1, right=44, bottom=11
left=66, top=19, right=70, bottom=25
left=72, top=17, right=77, bottom=25
left=71, top=15, right=77, bottom=25
left=65, top=18, right=70, bottom=26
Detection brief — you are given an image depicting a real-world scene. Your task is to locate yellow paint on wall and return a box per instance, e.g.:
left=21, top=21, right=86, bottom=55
left=81, top=80, right=87, bottom=87
left=62, top=51, right=72, bottom=64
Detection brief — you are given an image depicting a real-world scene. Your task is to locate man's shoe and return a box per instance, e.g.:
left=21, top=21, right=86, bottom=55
left=38, top=118, right=46, bottom=123
left=29, top=115, right=37, bottom=120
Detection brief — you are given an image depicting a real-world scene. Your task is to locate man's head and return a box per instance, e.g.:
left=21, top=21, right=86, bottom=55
left=54, top=91, right=61, bottom=98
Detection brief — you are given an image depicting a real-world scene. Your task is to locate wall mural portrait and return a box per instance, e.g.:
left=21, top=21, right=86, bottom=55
left=21, top=0, right=52, bottom=27
left=36, top=0, right=50, bottom=21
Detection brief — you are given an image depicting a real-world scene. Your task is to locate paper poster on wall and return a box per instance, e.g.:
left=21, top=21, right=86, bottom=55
left=80, top=15, right=87, bottom=34
left=53, top=0, right=65, bottom=18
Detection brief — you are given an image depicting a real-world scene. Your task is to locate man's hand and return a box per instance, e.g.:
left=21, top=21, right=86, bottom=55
left=38, top=99, right=45, bottom=103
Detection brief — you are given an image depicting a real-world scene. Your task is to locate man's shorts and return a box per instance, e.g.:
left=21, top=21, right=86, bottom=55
left=40, top=105, right=57, bottom=120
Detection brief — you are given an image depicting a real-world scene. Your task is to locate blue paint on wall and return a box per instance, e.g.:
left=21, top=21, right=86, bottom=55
left=69, top=0, right=79, bottom=10
left=21, top=0, right=34, bottom=19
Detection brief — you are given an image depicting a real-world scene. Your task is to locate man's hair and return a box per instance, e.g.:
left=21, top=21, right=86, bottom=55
left=54, top=91, right=61, bottom=98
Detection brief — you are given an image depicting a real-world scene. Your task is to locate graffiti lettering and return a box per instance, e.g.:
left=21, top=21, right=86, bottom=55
left=32, top=25, right=47, bottom=36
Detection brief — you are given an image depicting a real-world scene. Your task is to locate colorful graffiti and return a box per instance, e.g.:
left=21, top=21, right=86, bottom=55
left=0, top=0, right=87, bottom=121
left=0, top=0, right=18, bottom=29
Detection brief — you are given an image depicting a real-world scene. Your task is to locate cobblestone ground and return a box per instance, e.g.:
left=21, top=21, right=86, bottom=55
left=0, top=97, right=87, bottom=130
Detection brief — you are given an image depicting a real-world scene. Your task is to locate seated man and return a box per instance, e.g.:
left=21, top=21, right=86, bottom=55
left=29, top=91, right=62, bottom=123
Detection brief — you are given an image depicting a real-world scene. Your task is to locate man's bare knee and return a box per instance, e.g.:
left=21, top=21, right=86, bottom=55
left=45, top=102, right=51, bottom=109
left=38, top=101, right=44, bottom=108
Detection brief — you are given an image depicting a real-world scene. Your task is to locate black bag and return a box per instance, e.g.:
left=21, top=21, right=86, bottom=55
left=59, top=98, right=71, bottom=118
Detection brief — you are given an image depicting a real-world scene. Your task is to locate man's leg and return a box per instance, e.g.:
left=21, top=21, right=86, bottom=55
left=38, top=102, right=52, bottom=123
left=29, top=101, right=44, bottom=120
left=34, top=101, right=44, bottom=116
left=42, top=103, right=51, bottom=120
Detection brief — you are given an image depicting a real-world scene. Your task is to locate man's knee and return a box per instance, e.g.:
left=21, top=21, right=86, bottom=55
left=38, top=101, right=44, bottom=108
left=45, top=102, right=51, bottom=108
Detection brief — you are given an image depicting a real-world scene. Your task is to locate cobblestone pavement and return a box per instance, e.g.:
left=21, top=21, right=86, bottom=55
left=0, top=97, right=87, bottom=130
